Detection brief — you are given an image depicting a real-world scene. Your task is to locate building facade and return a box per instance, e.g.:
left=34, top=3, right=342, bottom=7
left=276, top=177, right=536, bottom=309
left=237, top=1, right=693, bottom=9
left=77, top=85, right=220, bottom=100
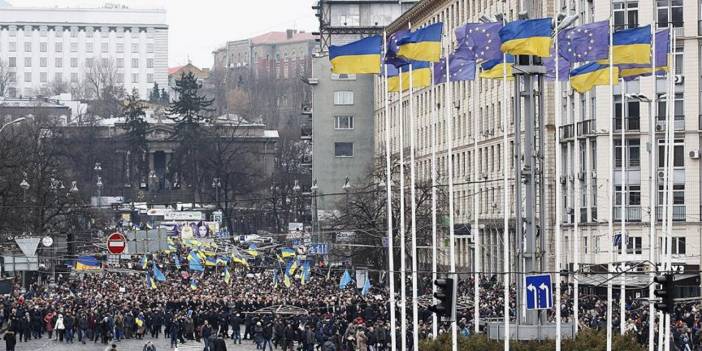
left=376, top=0, right=702, bottom=279
left=0, top=4, right=168, bottom=100
left=310, top=0, right=416, bottom=216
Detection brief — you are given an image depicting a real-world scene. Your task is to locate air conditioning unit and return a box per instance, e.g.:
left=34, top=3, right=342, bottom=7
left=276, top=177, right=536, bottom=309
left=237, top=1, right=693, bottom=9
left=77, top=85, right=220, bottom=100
left=689, top=150, right=700, bottom=159
left=560, top=175, right=567, bottom=184
left=566, top=207, right=574, bottom=214
left=674, top=75, right=684, bottom=85
left=481, top=172, right=488, bottom=179
left=657, top=170, right=666, bottom=180
left=568, top=174, right=575, bottom=182
left=591, top=171, right=598, bottom=179
left=492, top=202, right=498, bottom=208
left=578, top=172, right=585, bottom=180
left=656, top=124, right=664, bottom=131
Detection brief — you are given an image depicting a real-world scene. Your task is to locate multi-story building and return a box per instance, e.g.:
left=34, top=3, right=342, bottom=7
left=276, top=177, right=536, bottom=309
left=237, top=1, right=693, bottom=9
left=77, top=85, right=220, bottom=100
left=0, top=4, right=168, bottom=100
left=377, top=0, right=702, bottom=282
left=310, top=0, right=415, bottom=216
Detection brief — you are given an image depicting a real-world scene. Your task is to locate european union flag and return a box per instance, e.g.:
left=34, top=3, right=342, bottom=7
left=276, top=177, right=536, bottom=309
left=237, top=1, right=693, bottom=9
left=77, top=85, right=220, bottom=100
left=455, top=22, right=502, bottom=62
left=385, top=30, right=410, bottom=68
left=480, top=55, right=514, bottom=79
left=569, top=62, right=619, bottom=93
left=339, top=270, right=352, bottom=289
left=619, top=30, right=670, bottom=81
left=499, top=18, right=553, bottom=57
left=329, top=36, right=382, bottom=74
left=612, top=25, right=652, bottom=64
left=558, top=21, right=609, bottom=63
left=433, top=51, right=476, bottom=84
left=397, top=22, right=443, bottom=62
left=544, top=46, right=570, bottom=82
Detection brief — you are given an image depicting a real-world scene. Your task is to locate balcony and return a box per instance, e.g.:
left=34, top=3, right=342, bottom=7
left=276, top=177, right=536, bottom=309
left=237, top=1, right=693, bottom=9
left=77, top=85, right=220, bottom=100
left=655, top=205, right=687, bottom=222
left=656, top=115, right=685, bottom=131
left=613, top=206, right=642, bottom=222
left=591, top=207, right=598, bottom=222
left=613, top=116, right=640, bottom=131
left=559, top=124, right=574, bottom=142
left=576, top=119, right=596, bottom=137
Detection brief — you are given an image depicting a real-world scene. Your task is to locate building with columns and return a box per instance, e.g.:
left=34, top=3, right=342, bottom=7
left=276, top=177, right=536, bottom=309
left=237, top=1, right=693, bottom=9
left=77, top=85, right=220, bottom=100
left=0, top=3, right=168, bottom=99
left=376, top=0, right=701, bottom=280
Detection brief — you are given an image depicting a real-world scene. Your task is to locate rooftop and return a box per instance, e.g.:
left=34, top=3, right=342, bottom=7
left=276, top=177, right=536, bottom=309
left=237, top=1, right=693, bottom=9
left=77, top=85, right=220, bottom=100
left=250, top=31, right=315, bottom=45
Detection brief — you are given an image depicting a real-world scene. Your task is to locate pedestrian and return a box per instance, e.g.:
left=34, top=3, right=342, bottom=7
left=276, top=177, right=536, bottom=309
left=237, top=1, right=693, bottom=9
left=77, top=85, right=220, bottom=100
left=55, top=314, right=65, bottom=342
left=3, top=330, right=16, bottom=351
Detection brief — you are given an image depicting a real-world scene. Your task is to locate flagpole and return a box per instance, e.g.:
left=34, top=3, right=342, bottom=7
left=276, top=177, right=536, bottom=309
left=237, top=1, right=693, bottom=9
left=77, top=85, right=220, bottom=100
left=409, top=61, right=420, bottom=351
left=620, top=76, right=627, bottom=337
left=382, top=31, right=398, bottom=351
left=443, top=34, right=458, bottom=351
left=430, top=62, right=439, bottom=340
left=663, top=26, right=676, bottom=351
left=501, top=46, right=510, bottom=351
left=398, top=63, right=407, bottom=351
left=606, top=11, right=615, bottom=351
left=647, top=19, right=657, bottom=351
left=472, top=70, right=481, bottom=335
left=554, top=11, right=563, bottom=351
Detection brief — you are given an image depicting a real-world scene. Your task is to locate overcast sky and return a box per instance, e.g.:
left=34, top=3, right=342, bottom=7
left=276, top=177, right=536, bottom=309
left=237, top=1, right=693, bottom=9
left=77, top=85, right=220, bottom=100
left=7, top=0, right=318, bottom=68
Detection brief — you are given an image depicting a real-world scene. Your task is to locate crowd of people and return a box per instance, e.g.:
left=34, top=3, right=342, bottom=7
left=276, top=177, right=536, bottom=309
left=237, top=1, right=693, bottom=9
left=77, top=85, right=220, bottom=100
left=0, top=240, right=699, bottom=351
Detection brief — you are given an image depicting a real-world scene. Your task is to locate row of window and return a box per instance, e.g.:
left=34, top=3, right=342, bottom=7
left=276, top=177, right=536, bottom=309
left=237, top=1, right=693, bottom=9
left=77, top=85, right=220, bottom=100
left=6, top=57, right=154, bottom=69
left=6, top=71, right=155, bottom=84
left=612, top=138, right=685, bottom=169
left=0, top=26, right=154, bottom=38
left=614, top=0, right=683, bottom=29
left=569, top=235, right=686, bottom=256
left=1, top=41, right=154, bottom=54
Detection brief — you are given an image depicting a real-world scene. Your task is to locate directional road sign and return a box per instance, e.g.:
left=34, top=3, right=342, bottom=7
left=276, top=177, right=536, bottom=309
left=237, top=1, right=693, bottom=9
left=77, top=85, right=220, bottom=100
left=525, top=274, right=553, bottom=310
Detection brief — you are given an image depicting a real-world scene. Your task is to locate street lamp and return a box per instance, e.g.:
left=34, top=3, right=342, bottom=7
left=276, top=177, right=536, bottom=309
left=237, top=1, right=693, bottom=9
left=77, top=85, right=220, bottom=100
left=0, top=117, right=27, bottom=135
left=342, top=176, right=351, bottom=219
left=69, top=181, right=79, bottom=194
left=96, top=176, right=103, bottom=208
left=311, top=179, right=320, bottom=243
left=212, top=177, right=222, bottom=209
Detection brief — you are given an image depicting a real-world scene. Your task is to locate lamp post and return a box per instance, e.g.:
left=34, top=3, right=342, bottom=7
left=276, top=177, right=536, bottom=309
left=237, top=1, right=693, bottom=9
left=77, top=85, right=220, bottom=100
left=292, top=180, right=301, bottom=222
left=0, top=117, right=27, bottom=135
left=212, top=177, right=222, bottom=210
left=311, top=179, right=319, bottom=244
left=94, top=162, right=102, bottom=209
left=342, top=177, right=351, bottom=229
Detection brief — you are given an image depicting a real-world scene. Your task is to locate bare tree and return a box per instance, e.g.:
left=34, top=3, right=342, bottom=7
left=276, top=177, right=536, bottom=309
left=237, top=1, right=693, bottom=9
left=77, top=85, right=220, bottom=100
left=84, top=59, right=125, bottom=117
left=48, top=79, right=69, bottom=96
left=0, top=59, right=11, bottom=97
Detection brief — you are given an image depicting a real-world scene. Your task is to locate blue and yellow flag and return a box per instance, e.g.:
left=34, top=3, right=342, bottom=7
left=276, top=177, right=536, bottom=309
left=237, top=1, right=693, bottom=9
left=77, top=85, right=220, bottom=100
left=173, top=255, right=181, bottom=269
left=188, top=252, right=204, bottom=272
left=612, top=25, right=652, bottom=65
left=216, top=256, right=229, bottom=266
left=75, top=256, right=100, bottom=271
left=190, top=277, right=198, bottom=290
left=301, top=261, right=311, bottom=285
left=205, top=256, right=217, bottom=267
left=387, top=61, right=432, bottom=93
left=280, top=247, right=296, bottom=258
left=232, top=256, right=249, bottom=266
left=499, top=18, right=552, bottom=57
left=224, top=268, right=231, bottom=284
left=480, top=55, right=514, bottom=79
left=619, top=30, right=669, bottom=80
left=287, top=260, right=299, bottom=276
left=283, top=274, right=292, bottom=288
left=152, top=262, right=167, bottom=282
left=329, top=36, right=382, bottom=74
left=141, top=255, right=148, bottom=270
left=397, top=23, right=443, bottom=62
left=146, top=272, right=157, bottom=289
left=569, top=62, right=619, bottom=93
left=246, top=249, right=258, bottom=257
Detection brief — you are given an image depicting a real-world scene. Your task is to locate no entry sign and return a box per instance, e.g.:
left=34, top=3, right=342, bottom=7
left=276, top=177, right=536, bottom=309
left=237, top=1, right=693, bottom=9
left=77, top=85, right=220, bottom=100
left=107, top=232, right=126, bottom=255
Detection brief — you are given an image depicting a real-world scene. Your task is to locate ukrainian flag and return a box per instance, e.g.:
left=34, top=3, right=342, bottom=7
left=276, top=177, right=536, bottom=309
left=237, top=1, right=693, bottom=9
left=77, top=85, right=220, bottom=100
left=619, top=66, right=668, bottom=80
left=280, top=247, right=296, bottom=258
left=329, top=36, right=382, bottom=74
left=283, top=274, right=292, bottom=288
left=611, top=25, right=651, bottom=65
left=232, top=256, right=249, bottom=266
left=480, top=55, right=514, bottom=79
left=246, top=249, right=258, bottom=257
left=224, top=268, right=231, bottom=284
left=190, top=278, right=198, bottom=290
left=141, top=255, right=148, bottom=270
left=499, top=18, right=553, bottom=57
left=205, top=257, right=217, bottom=267
left=75, top=256, right=100, bottom=271
left=388, top=61, right=432, bottom=93
left=397, top=23, right=443, bottom=62
left=569, top=62, right=619, bottom=93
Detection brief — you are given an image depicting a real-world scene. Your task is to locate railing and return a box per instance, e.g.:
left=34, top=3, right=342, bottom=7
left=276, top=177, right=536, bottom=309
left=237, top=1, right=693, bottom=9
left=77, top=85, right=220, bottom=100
left=614, top=116, right=640, bottom=131
left=576, top=119, right=596, bottom=137
left=613, top=206, right=642, bottom=222
left=559, top=124, right=575, bottom=141
left=656, top=115, right=685, bottom=131
left=655, top=205, right=687, bottom=222
left=591, top=207, right=598, bottom=222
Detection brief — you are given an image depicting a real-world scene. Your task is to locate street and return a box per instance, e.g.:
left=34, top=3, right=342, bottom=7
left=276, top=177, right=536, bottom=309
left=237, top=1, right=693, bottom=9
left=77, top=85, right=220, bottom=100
left=12, top=337, right=260, bottom=351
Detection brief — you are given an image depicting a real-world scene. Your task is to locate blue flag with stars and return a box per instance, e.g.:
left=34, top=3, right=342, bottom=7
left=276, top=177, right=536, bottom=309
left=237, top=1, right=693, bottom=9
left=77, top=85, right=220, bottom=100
left=433, top=50, right=476, bottom=84
left=454, top=22, right=503, bottom=62
left=557, top=20, right=609, bottom=63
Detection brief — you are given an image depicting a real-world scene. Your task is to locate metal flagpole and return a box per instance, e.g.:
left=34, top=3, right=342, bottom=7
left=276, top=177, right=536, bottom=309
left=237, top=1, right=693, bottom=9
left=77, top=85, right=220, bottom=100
left=473, top=69, right=481, bottom=335
left=606, top=11, right=615, bottom=351
left=571, top=1, right=580, bottom=337
left=647, top=13, right=657, bottom=351
left=620, top=77, right=627, bottom=336
left=381, top=31, right=397, bottom=351
left=663, top=26, right=675, bottom=351
left=398, top=63, right=407, bottom=351
left=554, top=11, right=563, bottom=351
left=444, top=35, right=458, bottom=351
left=501, top=45, right=510, bottom=351
left=431, top=62, right=439, bottom=340
left=409, top=60, right=420, bottom=351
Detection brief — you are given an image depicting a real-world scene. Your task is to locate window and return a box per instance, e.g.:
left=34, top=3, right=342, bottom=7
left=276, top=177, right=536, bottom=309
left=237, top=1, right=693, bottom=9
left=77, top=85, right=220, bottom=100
left=331, top=73, right=356, bottom=80
left=334, top=115, right=354, bottom=129
left=85, top=58, right=94, bottom=67
left=116, top=74, right=124, bottom=84
left=54, top=72, right=62, bottom=82
left=334, top=142, right=354, bottom=157
left=71, top=58, right=78, bottom=68
left=70, top=73, right=78, bottom=83
left=132, top=58, right=139, bottom=68
left=23, top=42, right=31, bottom=52
left=657, top=139, right=684, bottom=167
left=656, top=92, right=684, bottom=124
left=40, top=57, right=47, bottom=68
left=147, top=58, right=154, bottom=68
left=9, top=42, right=15, bottom=52
left=132, top=73, right=139, bottom=83
left=40, top=42, right=47, bottom=52
left=333, top=91, right=354, bottom=105
left=86, top=43, right=94, bottom=53
left=101, top=43, right=108, bottom=53
left=615, top=185, right=641, bottom=206
left=658, top=184, right=685, bottom=205
left=131, top=43, right=139, bottom=52
left=24, top=57, right=31, bottom=67
left=673, top=45, right=683, bottom=75
left=71, top=42, right=78, bottom=53
left=8, top=57, right=16, bottom=67
left=40, top=72, right=47, bottom=83
left=147, top=73, right=153, bottom=83
left=147, top=43, right=154, bottom=53
left=614, top=0, right=639, bottom=29
left=117, top=43, right=124, bottom=53
left=626, top=236, right=643, bottom=255
left=117, top=58, right=124, bottom=68
left=672, top=237, right=686, bottom=255
left=657, top=0, right=683, bottom=27
left=614, top=95, right=640, bottom=130
left=583, top=237, right=588, bottom=254
left=8, top=72, right=15, bottom=82
left=24, top=72, right=31, bottom=82
left=55, top=43, right=62, bottom=52
left=614, top=138, right=640, bottom=168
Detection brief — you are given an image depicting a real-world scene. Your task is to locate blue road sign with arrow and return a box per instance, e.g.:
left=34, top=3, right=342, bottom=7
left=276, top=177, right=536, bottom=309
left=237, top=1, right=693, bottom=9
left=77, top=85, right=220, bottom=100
left=525, top=274, right=553, bottom=310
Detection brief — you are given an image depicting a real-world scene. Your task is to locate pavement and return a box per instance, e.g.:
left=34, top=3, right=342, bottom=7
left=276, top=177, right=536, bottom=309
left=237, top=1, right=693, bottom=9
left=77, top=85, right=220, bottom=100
left=11, top=336, right=261, bottom=351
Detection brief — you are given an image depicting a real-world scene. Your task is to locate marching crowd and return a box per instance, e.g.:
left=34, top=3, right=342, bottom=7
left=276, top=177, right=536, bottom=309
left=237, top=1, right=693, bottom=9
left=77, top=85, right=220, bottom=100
left=0, top=245, right=699, bottom=350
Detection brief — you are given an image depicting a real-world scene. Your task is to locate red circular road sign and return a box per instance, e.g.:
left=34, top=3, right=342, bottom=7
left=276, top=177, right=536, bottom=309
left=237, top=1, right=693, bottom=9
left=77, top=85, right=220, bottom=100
left=107, top=232, right=126, bottom=254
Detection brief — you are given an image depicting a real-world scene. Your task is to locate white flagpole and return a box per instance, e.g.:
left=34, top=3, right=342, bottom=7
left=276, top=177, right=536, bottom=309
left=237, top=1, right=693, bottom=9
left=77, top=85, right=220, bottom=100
left=430, top=62, right=439, bottom=340
left=606, top=11, right=615, bottom=351
left=620, top=76, right=627, bottom=336
left=501, top=50, right=510, bottom=351
left=398, top=63, right=407, bottom=351
left=571, top=1, right=580, bottom=338
left=409, top=61, right=420, bottom=351
left=382, top=31, right=397, bottom=351
left=647, top=17, right=657, bottom=351
left=554, top=12, right=563, bottom=351
left=663, top=26, right=675, bottom=351
left=444, top=35, right=458, bottom=351
left=473, top=69, right=481, bottom=335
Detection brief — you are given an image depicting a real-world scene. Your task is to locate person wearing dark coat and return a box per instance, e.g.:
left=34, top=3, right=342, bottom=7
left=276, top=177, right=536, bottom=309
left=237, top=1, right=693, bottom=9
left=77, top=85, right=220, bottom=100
left=3, top=330, right=16, bottom=351
left=213, top=336, right=228, bottom=351
left=229, top=313, right=241, bottom=343
left=169, top=318, right=179, bottom=349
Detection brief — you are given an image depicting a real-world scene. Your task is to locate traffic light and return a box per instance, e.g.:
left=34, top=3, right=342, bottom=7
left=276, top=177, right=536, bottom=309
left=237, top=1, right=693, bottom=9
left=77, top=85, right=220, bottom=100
left=429, top=278, right=455, bottom=320
left=653, top=273, right=675, bottom=314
